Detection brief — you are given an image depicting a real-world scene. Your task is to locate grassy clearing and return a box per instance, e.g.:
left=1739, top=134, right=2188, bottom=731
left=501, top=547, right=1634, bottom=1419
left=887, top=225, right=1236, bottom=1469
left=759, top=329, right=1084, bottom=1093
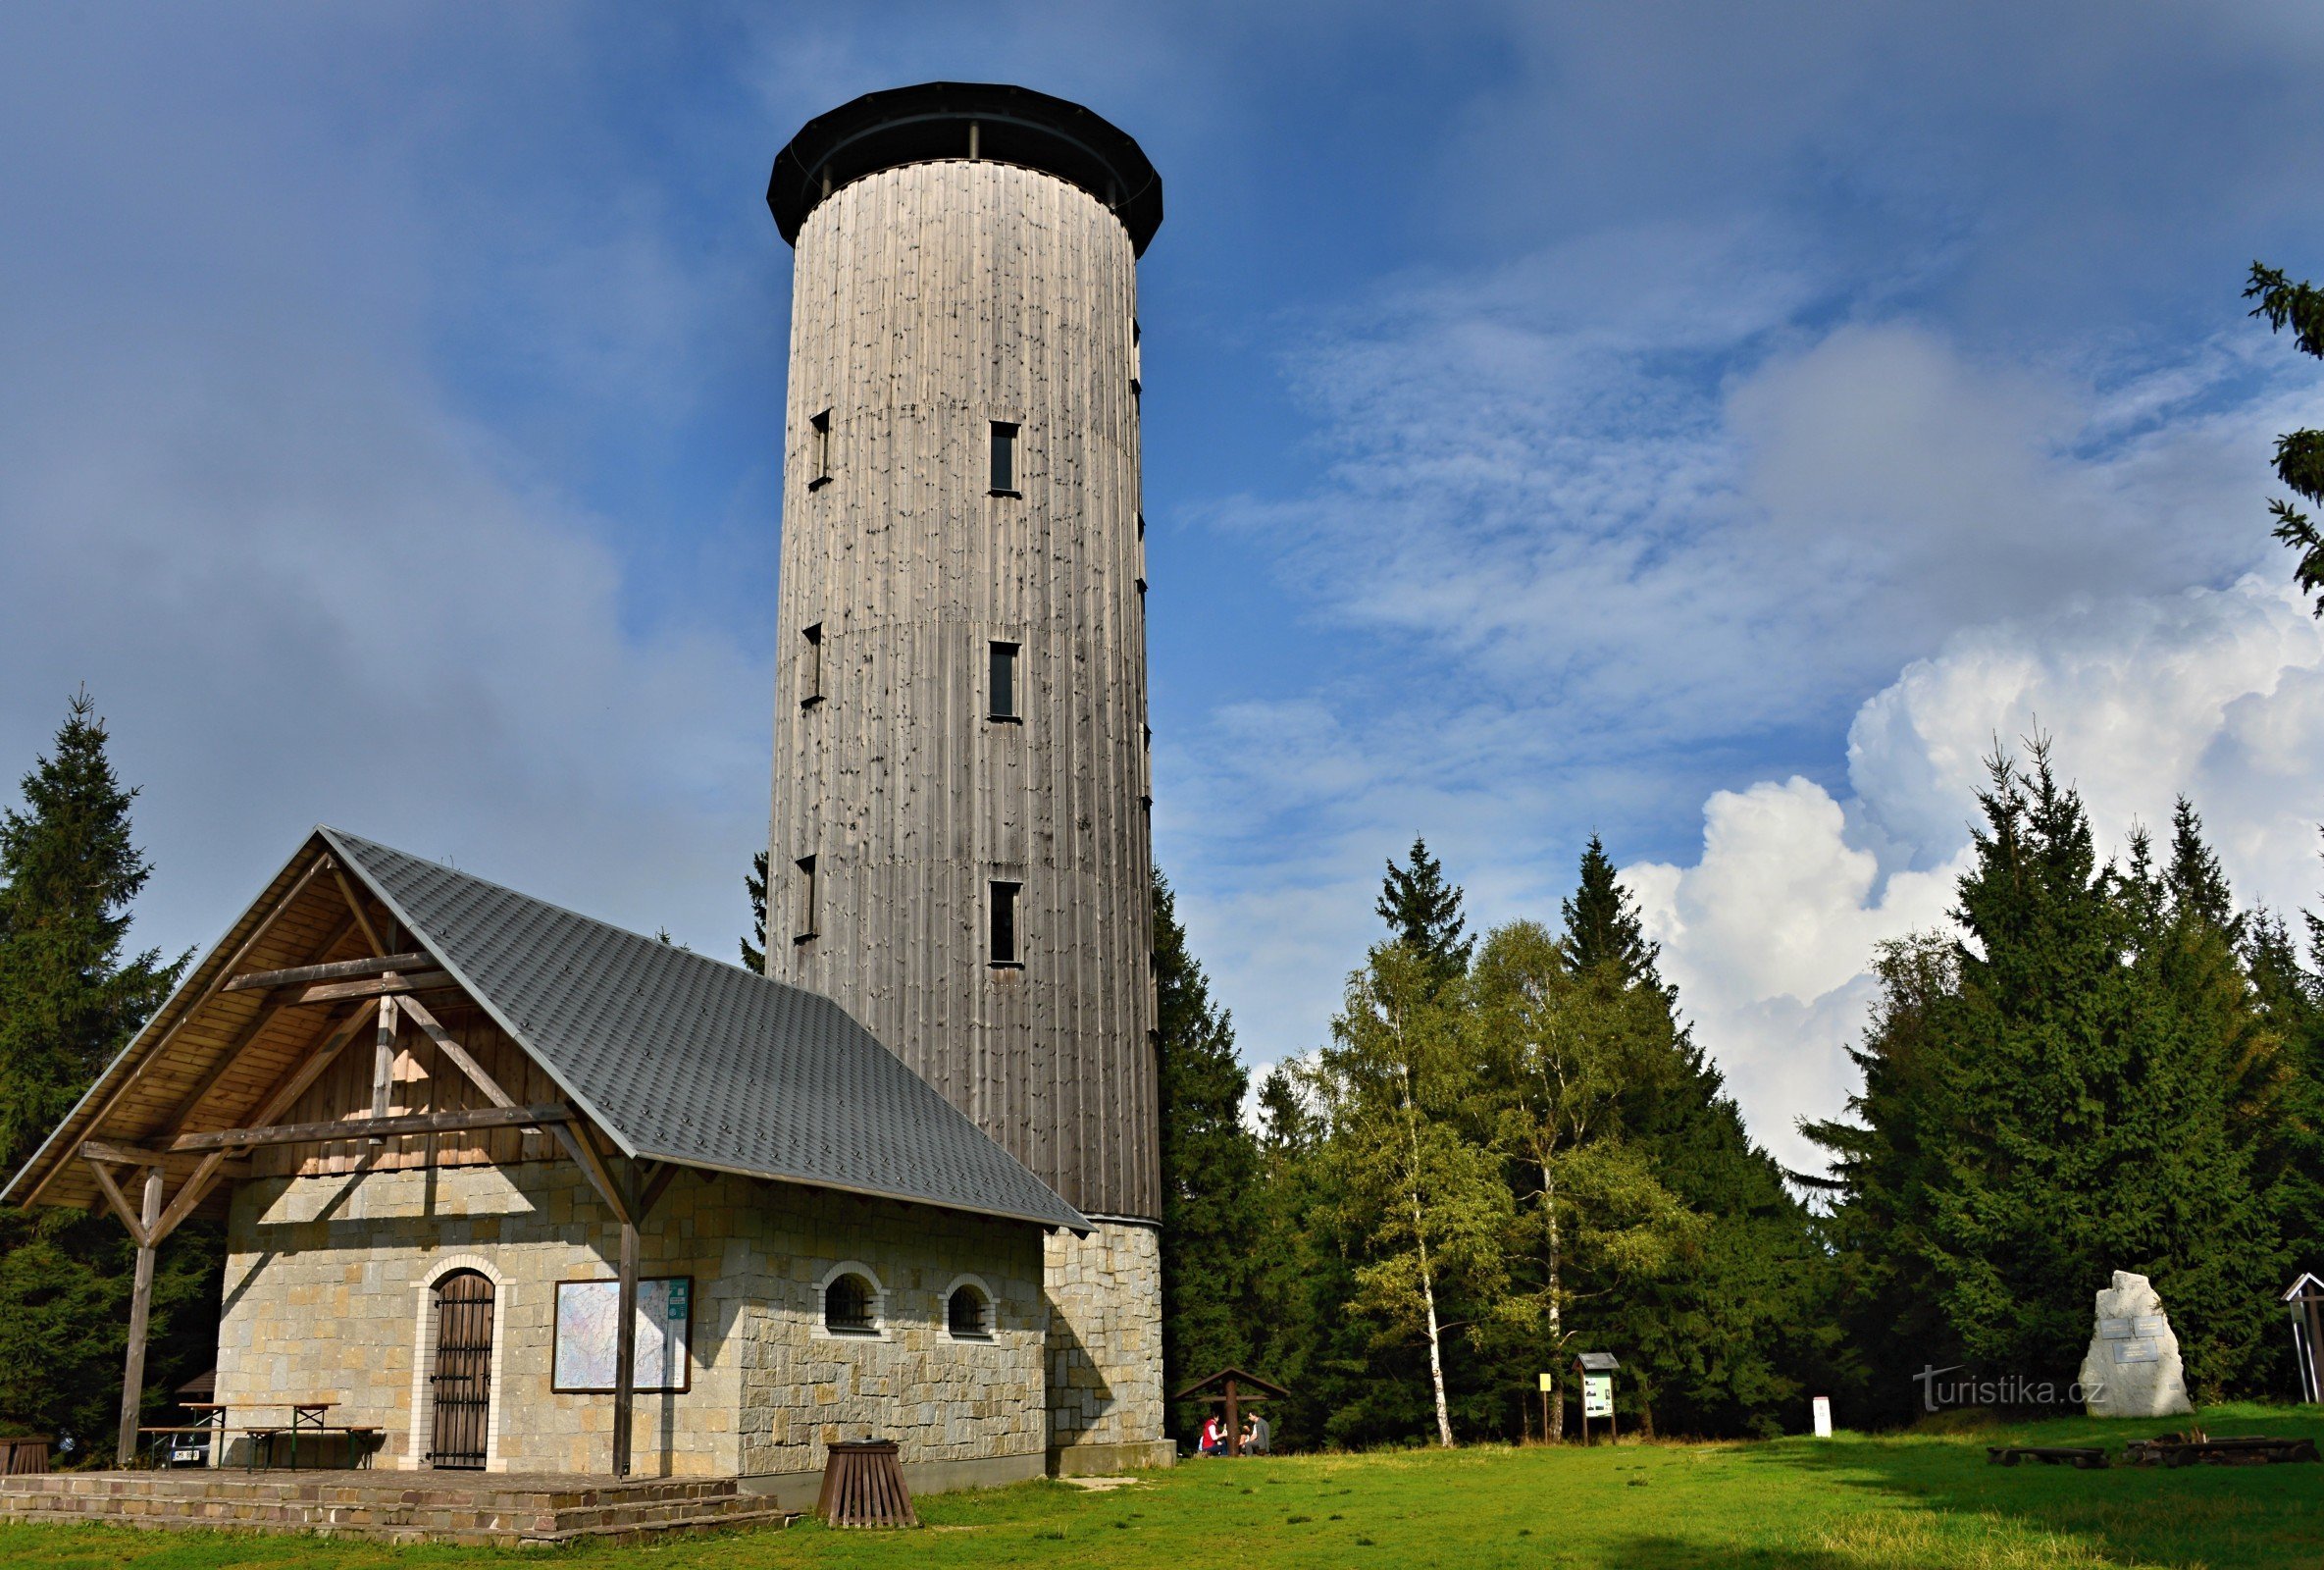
left=2, top=1404, right=2316, bottom=1569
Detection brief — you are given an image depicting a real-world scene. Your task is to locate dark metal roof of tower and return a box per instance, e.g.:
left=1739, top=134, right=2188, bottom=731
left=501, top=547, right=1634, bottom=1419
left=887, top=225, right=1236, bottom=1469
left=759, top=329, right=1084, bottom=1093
left=768, top=80, right=1163, bottom=255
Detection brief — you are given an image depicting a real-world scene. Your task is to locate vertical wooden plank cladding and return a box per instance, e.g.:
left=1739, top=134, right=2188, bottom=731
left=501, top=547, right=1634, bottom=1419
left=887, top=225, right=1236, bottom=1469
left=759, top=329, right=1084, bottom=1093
left=766, top=159, right=1157, bottom=1219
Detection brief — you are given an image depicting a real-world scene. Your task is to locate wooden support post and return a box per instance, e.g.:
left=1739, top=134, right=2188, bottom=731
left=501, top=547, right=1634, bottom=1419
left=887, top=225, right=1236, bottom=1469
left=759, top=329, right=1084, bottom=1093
left=612, top=1214, right=640, bottom=1477
left=369, top=998, right=397, bottom=1144
left=2296, top=1292, right=2314, bottom=1404
left=1224, top=1376, right=1243, bottom=1458
left=115, top=1166, right=165, bottom=1467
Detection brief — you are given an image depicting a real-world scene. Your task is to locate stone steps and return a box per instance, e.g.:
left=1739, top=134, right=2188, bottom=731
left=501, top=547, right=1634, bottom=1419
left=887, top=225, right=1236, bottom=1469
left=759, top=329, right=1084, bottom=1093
left=0, top=1471, right=800, bottom=1546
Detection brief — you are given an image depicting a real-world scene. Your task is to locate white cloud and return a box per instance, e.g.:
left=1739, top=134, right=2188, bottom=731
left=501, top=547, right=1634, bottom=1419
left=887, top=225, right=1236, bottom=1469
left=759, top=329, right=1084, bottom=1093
left=1628, top=576, right=2324, bottom=1176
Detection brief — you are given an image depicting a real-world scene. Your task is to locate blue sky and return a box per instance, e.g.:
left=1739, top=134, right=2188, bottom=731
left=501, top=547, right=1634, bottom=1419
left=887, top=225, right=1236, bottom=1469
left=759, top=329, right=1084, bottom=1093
left=8, top=3, right=2324, bottom=1167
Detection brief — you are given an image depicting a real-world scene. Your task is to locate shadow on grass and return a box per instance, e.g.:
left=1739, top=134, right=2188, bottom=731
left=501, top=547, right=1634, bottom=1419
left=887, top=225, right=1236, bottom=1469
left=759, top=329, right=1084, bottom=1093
left=1720, top=1402, right=2324, bottom=1569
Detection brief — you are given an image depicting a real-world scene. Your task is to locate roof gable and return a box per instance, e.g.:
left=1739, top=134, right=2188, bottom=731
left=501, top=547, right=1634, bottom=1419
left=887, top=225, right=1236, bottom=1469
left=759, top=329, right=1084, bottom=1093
left=318, top=829, right=1086, bottom=1232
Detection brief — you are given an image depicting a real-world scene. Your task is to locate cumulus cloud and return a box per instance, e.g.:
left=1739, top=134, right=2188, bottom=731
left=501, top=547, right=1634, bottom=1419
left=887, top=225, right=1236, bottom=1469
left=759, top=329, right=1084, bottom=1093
left=1627, top=576, right=2324, bottom=1175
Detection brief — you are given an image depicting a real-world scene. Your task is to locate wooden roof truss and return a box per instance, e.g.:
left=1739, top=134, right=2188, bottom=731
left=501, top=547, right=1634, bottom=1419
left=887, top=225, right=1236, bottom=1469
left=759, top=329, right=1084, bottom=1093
left=15, top=834, right=672, bottom=1477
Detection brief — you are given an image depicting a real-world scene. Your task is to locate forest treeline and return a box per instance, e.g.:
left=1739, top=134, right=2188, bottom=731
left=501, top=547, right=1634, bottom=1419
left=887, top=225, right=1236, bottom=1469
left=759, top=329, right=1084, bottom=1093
left=1157, top=741, right=2324, bottom=1443
left=0, top=694, right=2320, bottom=1447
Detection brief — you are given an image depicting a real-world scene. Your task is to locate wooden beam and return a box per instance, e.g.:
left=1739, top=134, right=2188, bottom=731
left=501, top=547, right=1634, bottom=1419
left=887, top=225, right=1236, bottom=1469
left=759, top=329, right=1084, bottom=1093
left=553, top=1123, right=632, bottom=1226
left=368, top=999, right=397, bottom=1143
left=26, top=853, right=334, bottom=1208
left=77, top=1142, right=248, bottom=1180
left=84, top=1157, right=148, bottom=1247
left=81, top=1138, right=174, bottom=1170
left=151, top=995, right=292, bottom=1133
left=167, top=1103, right=570, bottom=1155
left=223, top=999, right=377, bottom=1144
left=115, top=1166, right=164, bottom=1466
left=224, top=952, right=433, bottom=993
left=150, top=909, right=362, bottom=1138
left=394, top=995, right=514, bottom=1109
left=142, top=1001, right=382, bottom=1224
left=284, top=971, right=455, bottom=1007
left=612, top=1217, right=639, bottom=1477
left=638, top=1161, right=678, bottom=1221
left=326, top=858, right=387, bottom=954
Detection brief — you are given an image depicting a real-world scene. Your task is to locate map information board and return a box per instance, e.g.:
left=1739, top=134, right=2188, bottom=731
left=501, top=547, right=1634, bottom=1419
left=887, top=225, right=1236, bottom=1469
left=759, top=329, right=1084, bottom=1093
left=553, top=1277, right=692, bottom=1392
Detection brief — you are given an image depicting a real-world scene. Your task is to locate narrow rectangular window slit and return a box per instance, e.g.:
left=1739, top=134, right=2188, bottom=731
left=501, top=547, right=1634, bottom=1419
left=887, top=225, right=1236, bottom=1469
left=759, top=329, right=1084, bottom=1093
left=990, top=880, right=1021, bottom=967
left=795, top=855, right=818, bottom=943
left=989, top=640, right=1020, bottom=720
left=808, top=409, right=832, bottom=488
left=800, top=622, right=823, bottom=706
left=989, top=421, right=1019, bottom=496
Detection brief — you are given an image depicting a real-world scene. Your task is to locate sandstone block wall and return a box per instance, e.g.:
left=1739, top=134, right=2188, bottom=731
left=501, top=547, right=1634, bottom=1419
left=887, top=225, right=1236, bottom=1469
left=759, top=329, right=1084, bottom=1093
left=218, top=1162, right=1046, bottom=1480
left=1044, top=1220, right=1167, bottom=1466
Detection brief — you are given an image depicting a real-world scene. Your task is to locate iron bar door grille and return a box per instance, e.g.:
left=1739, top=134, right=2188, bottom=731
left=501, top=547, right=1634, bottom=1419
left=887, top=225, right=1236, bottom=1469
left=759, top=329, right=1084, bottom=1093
left=429, top=1271, right=493, bottom=1470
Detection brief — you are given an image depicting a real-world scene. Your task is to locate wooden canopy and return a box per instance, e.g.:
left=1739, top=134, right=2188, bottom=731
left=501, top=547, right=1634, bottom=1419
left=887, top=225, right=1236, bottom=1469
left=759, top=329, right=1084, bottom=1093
left=1171, top=1366, right=1288, bottom=1458
left=1, top=830, right=673, bottom=1476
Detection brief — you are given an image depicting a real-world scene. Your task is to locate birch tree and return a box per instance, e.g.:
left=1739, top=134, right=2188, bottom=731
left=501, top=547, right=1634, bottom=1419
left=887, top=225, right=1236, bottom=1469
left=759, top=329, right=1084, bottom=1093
left=1472, top=920, right=1695, bottom=1439
left=1316, top=941, right=1508, bottom=1446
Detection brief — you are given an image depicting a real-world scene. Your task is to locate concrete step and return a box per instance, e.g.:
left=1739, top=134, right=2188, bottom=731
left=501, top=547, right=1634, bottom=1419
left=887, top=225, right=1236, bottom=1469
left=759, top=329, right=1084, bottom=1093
left=0, top=1472, right=795, bottom=1547
left=521, top=1505, right=801, bottom=1546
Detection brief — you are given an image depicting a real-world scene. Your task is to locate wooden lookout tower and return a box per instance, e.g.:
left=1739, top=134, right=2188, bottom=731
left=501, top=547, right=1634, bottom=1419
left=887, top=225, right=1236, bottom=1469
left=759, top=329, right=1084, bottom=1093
left=762, top=82, right=1170, bottom=1474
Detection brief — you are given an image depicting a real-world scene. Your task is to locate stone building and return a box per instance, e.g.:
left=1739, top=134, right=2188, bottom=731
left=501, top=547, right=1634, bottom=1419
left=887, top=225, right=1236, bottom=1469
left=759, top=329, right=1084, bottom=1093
left=3, top=826, right=1084, bottom=1501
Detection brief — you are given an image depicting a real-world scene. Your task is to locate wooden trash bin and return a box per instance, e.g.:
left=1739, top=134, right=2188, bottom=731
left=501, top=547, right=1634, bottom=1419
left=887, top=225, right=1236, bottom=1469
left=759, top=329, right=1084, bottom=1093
left=0, top=1437, right=52, bottom=1475
left=817, top=1439, right=917, bottom=1528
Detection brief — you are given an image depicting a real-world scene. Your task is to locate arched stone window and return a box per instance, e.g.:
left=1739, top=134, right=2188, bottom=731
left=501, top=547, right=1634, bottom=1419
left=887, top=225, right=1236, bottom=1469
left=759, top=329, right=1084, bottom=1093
left=942, top=1274, right=996, bottom=1341
left=817, top=1262, right=884, bottom=1338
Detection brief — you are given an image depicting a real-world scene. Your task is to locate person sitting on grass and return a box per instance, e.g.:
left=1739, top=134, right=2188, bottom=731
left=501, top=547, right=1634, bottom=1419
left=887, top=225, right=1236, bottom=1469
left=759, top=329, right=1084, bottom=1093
left=1198, top=1415, right=1224, bottom=1456
left=1242, top=1414, right=1270, bottom=1455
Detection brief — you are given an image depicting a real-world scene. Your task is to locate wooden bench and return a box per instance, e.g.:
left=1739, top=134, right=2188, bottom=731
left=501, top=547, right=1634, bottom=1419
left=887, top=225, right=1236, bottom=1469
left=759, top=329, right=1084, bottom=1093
left=0, top=1437, right=51, bottom=1475
left=236, top=1425, right=381, bottom=1471
left=1987, top=1444, right=2108, bottom=1469
left=136, top=1425, right=222, bottom=1469
left=2125, top=1434, right=2319, bottom=1467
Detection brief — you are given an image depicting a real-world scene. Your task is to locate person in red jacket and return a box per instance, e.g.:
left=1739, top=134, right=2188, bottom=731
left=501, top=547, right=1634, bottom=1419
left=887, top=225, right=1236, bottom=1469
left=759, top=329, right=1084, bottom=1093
left=1198, top=1415, right=1224, bottom=1456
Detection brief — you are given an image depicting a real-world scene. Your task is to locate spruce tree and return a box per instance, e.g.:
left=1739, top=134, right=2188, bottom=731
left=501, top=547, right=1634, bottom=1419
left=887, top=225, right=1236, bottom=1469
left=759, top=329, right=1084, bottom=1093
left=740, top=850, right=768, bottom=972
left=1377, top=837, right=1472, bottom=984
left=2245, top=910, right=2324, bottom=1282
left=0, top=690, right=181, bottom=1170
left=0, top=690, right=205, bottom=1451
left=2245, top=263, right=2324, bottom=611
left=1811, top=745, right=2284, bottom=1406
left=1550, top=840, right=1829, bottom=1438
left=1561, top=834, right=1660, bottom=986
left=1151, top=868, right=1263, bottom=1440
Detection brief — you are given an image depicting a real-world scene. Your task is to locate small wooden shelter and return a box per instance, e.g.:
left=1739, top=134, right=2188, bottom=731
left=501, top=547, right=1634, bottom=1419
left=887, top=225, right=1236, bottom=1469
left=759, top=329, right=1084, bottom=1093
left=2287, top=1272, right=2324, bottom=1405
left=1171, top=1366, right=1288, bottom=1457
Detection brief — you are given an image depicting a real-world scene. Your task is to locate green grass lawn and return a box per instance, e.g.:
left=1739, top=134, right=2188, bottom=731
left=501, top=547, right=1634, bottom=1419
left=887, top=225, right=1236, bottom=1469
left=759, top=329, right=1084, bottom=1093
left=4, top=1405, right=2317, bottom=1569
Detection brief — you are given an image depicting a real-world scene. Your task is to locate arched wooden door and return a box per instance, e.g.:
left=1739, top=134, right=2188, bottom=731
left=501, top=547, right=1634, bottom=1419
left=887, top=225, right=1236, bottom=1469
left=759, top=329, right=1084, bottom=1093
left=429, top=1271, right=494, bottom=1469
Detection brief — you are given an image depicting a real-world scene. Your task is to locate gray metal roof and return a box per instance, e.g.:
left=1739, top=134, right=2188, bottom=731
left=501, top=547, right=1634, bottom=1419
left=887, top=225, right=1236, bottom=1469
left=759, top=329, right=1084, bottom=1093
left=321, top=827, right=1088, bottom=1232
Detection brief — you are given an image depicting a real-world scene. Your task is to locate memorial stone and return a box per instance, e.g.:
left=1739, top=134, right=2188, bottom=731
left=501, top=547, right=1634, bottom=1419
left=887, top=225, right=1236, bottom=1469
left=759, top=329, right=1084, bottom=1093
left=2076, top=1271, right=2194, bottom=1418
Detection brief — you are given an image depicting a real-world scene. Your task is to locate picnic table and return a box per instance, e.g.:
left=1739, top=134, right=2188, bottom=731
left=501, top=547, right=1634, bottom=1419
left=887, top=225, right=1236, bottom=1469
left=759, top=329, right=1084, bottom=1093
left=201, top=1400, right=381, bottom=1471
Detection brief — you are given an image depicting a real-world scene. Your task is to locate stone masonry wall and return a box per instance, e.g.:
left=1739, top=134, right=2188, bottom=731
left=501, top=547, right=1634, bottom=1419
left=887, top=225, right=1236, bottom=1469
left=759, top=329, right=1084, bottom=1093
left=731, top=1193, right=1046, bottom=1478
left=219, top=1162, right=1046, bottom=1479
left=1045, top=1221, right=1166, bottom=1463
